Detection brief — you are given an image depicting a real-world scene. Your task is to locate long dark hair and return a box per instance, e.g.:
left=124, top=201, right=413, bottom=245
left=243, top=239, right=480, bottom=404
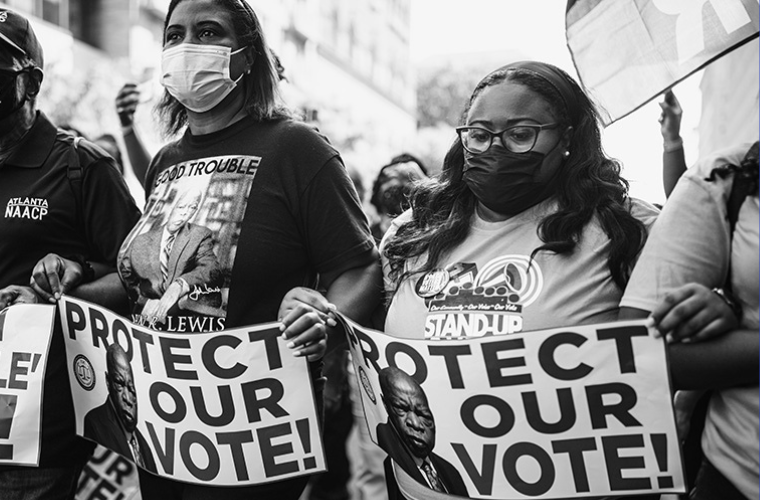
left=384, top=63, right=647, bottom=293
left=156, top=0, right=291, bottom=136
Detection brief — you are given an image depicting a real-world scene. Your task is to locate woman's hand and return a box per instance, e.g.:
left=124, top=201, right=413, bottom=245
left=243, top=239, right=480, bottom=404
left=658, top=89, right=682, bottom=143
left=648, top=283, right=739, bottom=343
left=278, top=287, right=337, bottom=361
left=29, top=253, right=84, bottom=303
left=116, top=83, right=141, bottom=128
left=0, top=285, right=40, bottom=309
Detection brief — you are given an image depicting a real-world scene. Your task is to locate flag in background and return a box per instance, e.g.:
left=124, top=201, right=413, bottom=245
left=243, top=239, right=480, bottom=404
left=566, top=0, right=759, bottom=126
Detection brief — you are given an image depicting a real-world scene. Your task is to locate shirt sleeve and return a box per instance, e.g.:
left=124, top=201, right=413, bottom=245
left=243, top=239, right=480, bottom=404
left=299, top=154, right=376, bottom=275
left=620, top=145, right=747, bottom=312
left=81, top=156, right=142, bottom=263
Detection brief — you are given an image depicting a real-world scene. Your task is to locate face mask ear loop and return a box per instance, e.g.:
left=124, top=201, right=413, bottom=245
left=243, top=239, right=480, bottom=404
left=231, top=46, right=252, bottom=80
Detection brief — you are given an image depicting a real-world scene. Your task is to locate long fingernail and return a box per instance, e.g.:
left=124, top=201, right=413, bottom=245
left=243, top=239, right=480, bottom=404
left=327, top=318, right=337, bottom=327
left=666, top=333, right=675, bottom=344
left=286, top=341, right=295, bottom=349
left=645, top=317, right=655, bottom=328
left=293, top=350, right=303, bottom=357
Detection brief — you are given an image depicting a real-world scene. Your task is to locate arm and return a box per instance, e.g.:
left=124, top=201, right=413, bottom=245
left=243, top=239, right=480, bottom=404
left=29, top=255, right=130, bottom=314
left=620, top=306, right=758, bottom=390
left=322, top=251, right=383, bottom=354
left=116, top=83, right=152, bottom=188
left=659, top=90, right=687, bottom=197
left=278, top=251, right=382, bottom=360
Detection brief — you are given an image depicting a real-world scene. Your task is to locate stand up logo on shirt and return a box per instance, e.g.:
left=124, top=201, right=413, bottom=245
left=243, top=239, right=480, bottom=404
left=422, top=255, right=543, bottom=340
left=4, top=197, right=48, bottom=220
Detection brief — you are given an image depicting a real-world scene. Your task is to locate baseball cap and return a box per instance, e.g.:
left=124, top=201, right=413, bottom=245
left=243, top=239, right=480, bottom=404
left=0, top=9, right=43, bottom=71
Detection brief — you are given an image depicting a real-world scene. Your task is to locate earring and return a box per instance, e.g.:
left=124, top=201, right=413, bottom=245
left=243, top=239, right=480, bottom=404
left=562, top=150, right=570, bottom=158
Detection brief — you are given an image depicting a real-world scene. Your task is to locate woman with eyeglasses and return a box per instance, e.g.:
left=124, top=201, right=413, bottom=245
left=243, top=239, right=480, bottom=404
left=380, top=61, right=658, bottom=343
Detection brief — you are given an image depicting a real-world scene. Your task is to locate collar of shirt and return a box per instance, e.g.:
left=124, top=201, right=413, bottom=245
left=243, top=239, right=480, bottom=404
left=4, top=111, right=57, bottom=169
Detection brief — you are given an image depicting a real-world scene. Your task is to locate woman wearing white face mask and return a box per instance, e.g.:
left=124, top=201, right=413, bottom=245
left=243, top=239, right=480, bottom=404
left=29, top=0, right=381, bottom=499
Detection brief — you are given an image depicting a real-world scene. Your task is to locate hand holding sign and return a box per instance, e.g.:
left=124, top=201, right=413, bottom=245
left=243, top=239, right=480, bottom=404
left=278, top=287, right=334, bottom=361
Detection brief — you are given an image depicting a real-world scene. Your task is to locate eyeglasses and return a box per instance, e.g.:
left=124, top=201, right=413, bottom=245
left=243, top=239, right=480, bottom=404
left=456, top=123, right=560, bottom=154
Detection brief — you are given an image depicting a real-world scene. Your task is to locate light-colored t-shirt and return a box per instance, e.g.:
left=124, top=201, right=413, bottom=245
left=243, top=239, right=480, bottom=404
left=382, top=197, right=658, bottom=340
left=621, top=142, right=759, bottom=499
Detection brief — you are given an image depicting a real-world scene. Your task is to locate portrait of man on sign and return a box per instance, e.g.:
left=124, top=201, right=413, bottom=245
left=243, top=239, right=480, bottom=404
left=376, top=366, right=468, bottom=497
left=84, top=343, right=157, bottom=473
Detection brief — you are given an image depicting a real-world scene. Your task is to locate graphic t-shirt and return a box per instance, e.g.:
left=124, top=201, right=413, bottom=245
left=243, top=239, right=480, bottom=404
left=118, top=116, right=375, bottom=332
left=382, top=198, right=658, bottom=339
left=621, top=142, right=759, bottom=499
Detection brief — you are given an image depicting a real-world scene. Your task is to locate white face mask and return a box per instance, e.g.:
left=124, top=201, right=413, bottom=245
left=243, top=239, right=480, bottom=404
left=161, top=44, right=247, bottom=113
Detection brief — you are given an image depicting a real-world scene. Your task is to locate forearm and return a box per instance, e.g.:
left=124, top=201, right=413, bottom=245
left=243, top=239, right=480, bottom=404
left=662, top=147, right=686, bottom=198
left=324, top=256, right=383, bottom=354
left=620, top=306, right=758, bottom=390
left=123, top=128, right=152, bottom=188
left=70, top=272, right=130, bottom=315
left=668, top=329, right=759, bottom=390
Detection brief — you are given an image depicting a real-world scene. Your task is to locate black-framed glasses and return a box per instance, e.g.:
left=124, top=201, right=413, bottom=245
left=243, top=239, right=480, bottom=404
left=456, top=123, right=560, bottom=154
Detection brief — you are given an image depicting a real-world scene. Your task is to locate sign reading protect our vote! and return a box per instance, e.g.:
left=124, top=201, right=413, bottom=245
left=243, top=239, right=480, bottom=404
left=346, top=318, right=685, bottom=499
left=0, top=304, right=55, bottom=466
left=59, top=295, right=325, bottom=486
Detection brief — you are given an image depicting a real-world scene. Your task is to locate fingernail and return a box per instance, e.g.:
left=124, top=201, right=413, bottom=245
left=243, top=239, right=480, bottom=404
left=286, top=341, right=295, bottom=349
left=327, top=303, right=337, bottom=311
left=666, top=333, right=675, bottom=344
left=279, top=324, right=285, bottom=332
left=645, top=317, right=655, bottom=328
left=682, top=337, right=693, bottom=344
left=327, top=319, right=337, bottom=327
left=293, top=350, right=303, bottom=357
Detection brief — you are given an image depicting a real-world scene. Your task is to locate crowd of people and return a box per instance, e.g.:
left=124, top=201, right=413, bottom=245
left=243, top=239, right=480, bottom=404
left=0, top=2, right=755, bottom=500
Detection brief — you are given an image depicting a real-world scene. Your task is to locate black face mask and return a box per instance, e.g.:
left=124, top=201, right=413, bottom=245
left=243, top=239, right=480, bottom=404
left=0, top=71, right=25, bottom=120
left=462, top=144, right=561, bottom=216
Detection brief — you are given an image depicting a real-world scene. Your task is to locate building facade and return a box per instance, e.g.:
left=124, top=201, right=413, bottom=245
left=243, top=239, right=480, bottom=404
left=0, top=0, right=417, bottom=200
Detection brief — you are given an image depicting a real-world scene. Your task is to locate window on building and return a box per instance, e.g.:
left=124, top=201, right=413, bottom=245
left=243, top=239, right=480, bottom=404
left=1, top=0, right=69, bottom=29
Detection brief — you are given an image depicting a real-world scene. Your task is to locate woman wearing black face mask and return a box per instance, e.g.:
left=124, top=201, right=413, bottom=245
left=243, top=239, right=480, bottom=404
left=381, top=61, right=658, bottom=339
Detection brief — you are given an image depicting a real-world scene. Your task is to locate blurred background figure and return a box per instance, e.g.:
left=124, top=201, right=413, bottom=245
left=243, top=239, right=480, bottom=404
left=369, top=154, right=428, bottom=242
left=92, top=133, right=124, bottom=175
left=659, top=89, right=687, bottom=199
left=115, top=83, right=152, bottom=188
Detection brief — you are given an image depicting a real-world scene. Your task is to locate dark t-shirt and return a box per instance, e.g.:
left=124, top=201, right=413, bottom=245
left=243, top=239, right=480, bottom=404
left=0, top=112, right=141, bottom=468
left=118, top=116, right=374, bottom=495
left=120, top=116, right=375, bottom=331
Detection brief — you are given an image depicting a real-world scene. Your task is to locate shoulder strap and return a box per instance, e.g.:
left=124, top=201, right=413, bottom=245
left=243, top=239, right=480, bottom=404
left=726, top=141, right=759, bottom=233
left=66, top=136, right=87, bottom=248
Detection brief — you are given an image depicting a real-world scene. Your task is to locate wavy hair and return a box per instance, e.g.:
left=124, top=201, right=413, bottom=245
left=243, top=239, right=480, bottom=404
left=384, top=63, right=647, bottom=294
left=156, top=0, right=292, bottom=136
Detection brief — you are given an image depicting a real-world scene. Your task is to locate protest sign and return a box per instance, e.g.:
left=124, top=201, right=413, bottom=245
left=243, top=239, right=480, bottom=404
left=0, top=304, right=55, bottom=466
left=76, top=445, right=141, bottom=500
left=345, top=317, right=684, bottom=499
left=566, top=0, right=759, bottom=125
left=60, top=295, right=325, bottom=486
